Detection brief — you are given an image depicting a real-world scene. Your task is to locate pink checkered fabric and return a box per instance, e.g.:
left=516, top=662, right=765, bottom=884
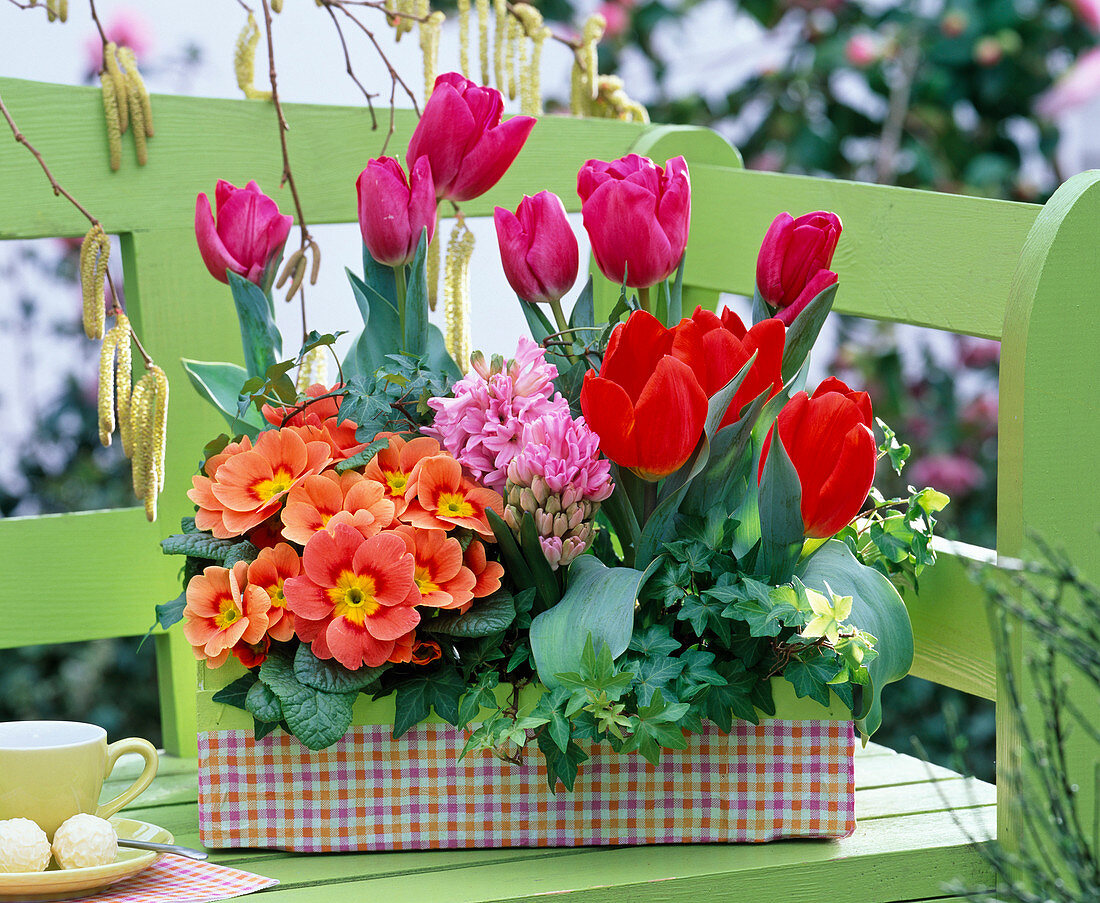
left=66, top=853, right=277, bottom=902
left=198, top=720, right=854, bottom=851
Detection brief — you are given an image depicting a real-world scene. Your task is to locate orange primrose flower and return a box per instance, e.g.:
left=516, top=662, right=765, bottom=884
left=246, top=542, right=301, bottom=642
left=283, top=524, right=421, bottom=669
left=388, top=630, right=442, bottom=665
left=464, top=539, right=504, bottom=599
left=281, top=470, right=396, bottom=545
left=182, top=561, right=270, bottom=668
left=362, top=433, right=442, bottom=518
left=232, top=636, right=271, bottom=668
left=263, top=383, right=367, bottom=461
left=393, top=525, right=476, bottom=610
left=189, top=427, right=331, bottom=539
left=401, top=454, right=503, bottom=537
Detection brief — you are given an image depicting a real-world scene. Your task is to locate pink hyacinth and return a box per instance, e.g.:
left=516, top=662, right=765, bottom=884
left=508, top=411, right=613, bottom=506
left=427, top=337, right=568, bottom=493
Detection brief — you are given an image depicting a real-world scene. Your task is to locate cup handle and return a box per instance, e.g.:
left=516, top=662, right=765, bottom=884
left=96, top=738, right=159, bottom=820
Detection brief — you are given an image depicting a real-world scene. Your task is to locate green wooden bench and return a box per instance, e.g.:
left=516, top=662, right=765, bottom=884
left=3, top=73, right=1098, bottom=902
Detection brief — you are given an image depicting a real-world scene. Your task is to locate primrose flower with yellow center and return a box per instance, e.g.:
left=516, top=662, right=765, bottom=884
left=262, top=382, right=368, bottom=461
left=387, top=630, right=442, bottom=665
left=393, top=525, right=476, bottom=610
left=283, top=524, right=421, bottom=669
left=182, top=561, right=271, bottom=668
left=280, top=470, right=396, bottom=545
left=189, top=427, right=331, bottom=538
left=362, top=433, right=442, bottom=518
left=246, top=542, right=301, bottom=642
left=401, top=454, right=503, bottom=537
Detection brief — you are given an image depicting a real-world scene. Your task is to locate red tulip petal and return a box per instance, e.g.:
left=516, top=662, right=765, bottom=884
left=448, top=115, right=536, bottom=202
left=598, top=310, right=670, bottom=402
left=579, top=372, right=639, bottom=470
left=631, top=356, right=707, bottom=479
left=803, top=424, right=876, bottom=538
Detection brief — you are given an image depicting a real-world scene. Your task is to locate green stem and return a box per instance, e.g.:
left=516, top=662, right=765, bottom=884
left=394, top=264, right=408, bottom=350
left=547, top=296, right=578, bottom=364
left=642, top=478, right=659, bottom=526
left=638, top=285, right=651, bottom=313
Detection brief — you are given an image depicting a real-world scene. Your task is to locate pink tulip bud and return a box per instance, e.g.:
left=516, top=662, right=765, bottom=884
left=355, top=156, right=437, bottom=268
left=577, top=154, right=691, bottom=289
left=194, top=180, right=293, bottom=291
left=755, top=210, right=842, bottom=323
left=406, top=72, right=536, bottom=203
left=493, top=191, right=579, bottom=304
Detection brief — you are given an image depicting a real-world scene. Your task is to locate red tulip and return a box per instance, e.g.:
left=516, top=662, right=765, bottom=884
left=195, top=179, right=293, bottom=291
left=580, top=310, right=707, bottom=481
left=356, top=156, right=437, bottom=267
left=690, top=306, right=785, bottom=429
left=493, top=191, right=579, bottom=304
left=759, top=377, right=876, bottom=539
left=756, top=211, right=842, bottom=325
left=577, top=154, right=691, bottom=289
left=406, top=72, right=536, bottom=203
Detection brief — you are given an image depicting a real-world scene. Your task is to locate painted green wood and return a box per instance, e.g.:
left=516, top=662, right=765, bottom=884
left=996, top=170, right=1100, bottom=862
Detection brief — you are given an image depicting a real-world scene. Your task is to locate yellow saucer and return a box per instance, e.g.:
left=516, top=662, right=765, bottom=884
left=0, top=817, right=173, bottom=902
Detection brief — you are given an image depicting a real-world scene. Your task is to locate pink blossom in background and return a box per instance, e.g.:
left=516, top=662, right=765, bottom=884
left=909, top=454, right=985, bottom=497
left=426, top=338, right=568, bottom=493
left=1037, top=48, right=1100, bottom=119
left=961, top=393, right=998, bottom=439
left=83, top=8, right=153, bottom=72
left=903, top=414, right=933, bottom=444
left=598, top=2, right=630, bottom=38
left=845, top=33, right=880, bottom=68
left=957, top=336, right=1001, bottom=368
left=1069, top=0, right=1100, bottom=31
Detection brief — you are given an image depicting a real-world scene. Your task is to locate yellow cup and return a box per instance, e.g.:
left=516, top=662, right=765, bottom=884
left=0, top=721, right=158, bottom=838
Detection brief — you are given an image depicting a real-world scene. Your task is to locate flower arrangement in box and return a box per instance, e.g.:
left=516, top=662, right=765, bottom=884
left=157, top=73, right=948, bottom=850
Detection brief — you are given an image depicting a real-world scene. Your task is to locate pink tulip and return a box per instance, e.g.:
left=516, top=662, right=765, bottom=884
left=1036, top=47, right=1100, bottom=119
left=356, top=156, right=437, bottom=268
left=755, top=210, right=842, bottom=324
left=195, top=180, right=293, bottom=290
left=493, top=191, right=579, bottom=304
left=406, top=73, right=536, bottom=203
left=577, top=154, right=691, bottom=289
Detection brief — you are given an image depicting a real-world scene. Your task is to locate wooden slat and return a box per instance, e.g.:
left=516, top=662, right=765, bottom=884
left=686, top=165, right=1039, bottom=340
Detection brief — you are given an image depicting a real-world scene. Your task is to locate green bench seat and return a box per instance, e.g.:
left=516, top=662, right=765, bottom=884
left=4, top=73, right=1099, bottom=900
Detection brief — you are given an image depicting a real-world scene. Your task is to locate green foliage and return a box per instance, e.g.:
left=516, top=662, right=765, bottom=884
left=337, top=353, right=454, bottom=446
left=259, top=652, right=357, bottom=751
left=227, top=271, right=281, bottom=380
left=180, top=359, right=265, bottom=438
left=421, top=589, right=517, bottom=638
left=391, top=666, right=466, bottom=738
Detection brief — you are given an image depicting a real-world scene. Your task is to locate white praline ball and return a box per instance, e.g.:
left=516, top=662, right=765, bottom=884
left=51, top=814, right=118, bottom=869
left=0, top=817, right=51, bottom=873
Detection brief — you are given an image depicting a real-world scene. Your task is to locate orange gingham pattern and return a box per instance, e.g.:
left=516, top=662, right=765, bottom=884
left=197, top=720, right=855, bottom=851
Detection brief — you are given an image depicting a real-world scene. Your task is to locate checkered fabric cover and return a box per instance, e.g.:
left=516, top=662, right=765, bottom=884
left=198, top=720, right=855, bottom=850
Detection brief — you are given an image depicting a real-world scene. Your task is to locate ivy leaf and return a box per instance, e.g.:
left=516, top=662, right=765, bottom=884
left=627, top=624, right=681, bottom=657
left=631, top=655, right=686, bottom=706
left=621, top=690, right=690, bottom=765
left=876, top=417, right=911, bottom=475
left=536, top=730, right=589, bottom=792
left=701, top=660, right=759, bottom=731
left=293, top=643, right=388, bottom=694
left=392, top=666, right=467, bottom=738
left=714, top=577, right=805, bottom=638
left=211, top=674, right=257, bottom=711
left=784, top=649, right=843, bottom=707
left=677, top=648, right=725, bottom=690
left=457, top=673, right=500, bottom=729
left=422, top=589, right=516, bottom=637
left=677, top=593, right=730, bottom=644
left=245, top=680, right=283, bottom=724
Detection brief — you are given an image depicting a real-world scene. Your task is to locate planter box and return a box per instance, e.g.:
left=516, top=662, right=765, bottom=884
left=197, top=662, right=855, bottom=852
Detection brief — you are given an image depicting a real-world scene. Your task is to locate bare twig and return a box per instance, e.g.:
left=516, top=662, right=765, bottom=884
left=6, top=0, right=50, bottom=12
left=259, top=0, right=314, bottom=336
left=88, top=0, right=109, bottom=47
left=321, top=1, right=379, bottom=129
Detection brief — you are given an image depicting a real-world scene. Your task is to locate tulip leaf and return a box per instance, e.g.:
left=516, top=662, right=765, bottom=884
left=796, top=539, right=914, bottom=740
left=757, top=429, right=804, bottom=583
left=362, top=243, right=399, bottom=310
left=684, top=390, right=768, bottom=515
left=569, top=277, right=595, bottom=331
left=181, top=359, right=265, bottom=438
left=751, top=286, right=771, bottom=325
left=780, top=281, right=838, bottom=383
left=403, top=228, right=430, bottom=357
left=426, top=323, right=463, bottom=381
left=530, top=555, right=645, bottom=689
left=521, top=297, right=555, bottom=349
left=227, top=271, right=282, bottom=380
left=345, top=267, right=402, bottom=378
left=662, top=255, right=686, bottom=327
